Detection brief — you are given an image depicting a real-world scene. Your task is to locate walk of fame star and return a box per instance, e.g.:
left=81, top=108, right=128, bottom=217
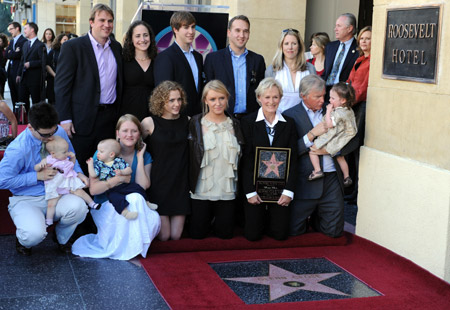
left=262, top=153, right=284, bottom=177
left=224, top=264, right=348, bottom=301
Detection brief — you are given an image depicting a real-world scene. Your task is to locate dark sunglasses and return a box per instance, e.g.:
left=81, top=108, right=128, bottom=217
left=282, top=28, right=299, bottom=34
left=35, top=126, right=58, bottom=138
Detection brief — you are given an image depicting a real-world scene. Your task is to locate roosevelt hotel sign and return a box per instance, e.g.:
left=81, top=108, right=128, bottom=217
left=383, top=5, right=441, bottom=83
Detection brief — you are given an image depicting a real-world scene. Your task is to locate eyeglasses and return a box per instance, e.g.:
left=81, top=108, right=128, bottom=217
left=282, top=28, right=299, bottom=34
left=35, top=126, right=58, bottom=138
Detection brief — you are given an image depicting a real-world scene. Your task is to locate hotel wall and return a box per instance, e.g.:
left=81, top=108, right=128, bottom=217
left=356, top=0, right=450, bottom=282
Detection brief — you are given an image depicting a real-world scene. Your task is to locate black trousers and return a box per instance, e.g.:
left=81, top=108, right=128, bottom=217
left=289, top=172, right=344, bottom=238
left=189, top=199, right=235, bottom=239
left=106, top=183, right=148, bottom=214
left=244, top=201, right=290, bottom=241
left=7, top=72, right=19, bottom=105
left=18, top=82, right=42, bottom=112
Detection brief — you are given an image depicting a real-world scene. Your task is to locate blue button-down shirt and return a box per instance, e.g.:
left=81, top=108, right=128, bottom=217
left=332, top=38, right=354, bottom=85
left=0, top=126, right=82, bottom=196
left=230, top=47, right=248, bottom=113
left=301, top=102, right=335, bottom=172
left=176, top=41, right=199, bottom=90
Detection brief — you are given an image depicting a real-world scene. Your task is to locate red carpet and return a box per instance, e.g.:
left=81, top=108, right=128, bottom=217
left=141, top=233, right=450, bottom=309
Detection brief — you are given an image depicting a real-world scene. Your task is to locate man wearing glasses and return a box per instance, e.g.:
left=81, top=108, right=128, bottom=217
left=0, top=103, right=88, bottom=256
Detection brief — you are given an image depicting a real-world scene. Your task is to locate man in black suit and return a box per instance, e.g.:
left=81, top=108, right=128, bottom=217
left=204, top=15, right=265, bottom=119
left=55, top=4, right=123, bottom=174
left=16, top=22, right=46, bottom=112
left=284, top=75, right=349, bottom=238
left=154, top=11, right=203, bottom=116
left=322, top=13, right=358, bottom=90
left=6, top=22, right=27, bottom=106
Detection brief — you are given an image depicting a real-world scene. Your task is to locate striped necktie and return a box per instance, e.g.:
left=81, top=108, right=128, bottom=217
left=326, top=43, right=345, bottom=86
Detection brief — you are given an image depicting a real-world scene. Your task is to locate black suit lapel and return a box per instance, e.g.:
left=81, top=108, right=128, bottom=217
left=256, top=120, right=271, bottom=146
left=342, top=38, right=357, bottom=70
left=273, top=120, right=286, bottom=146
left=82, top=36, right=100, bottom=86
left=172, top=44, right=198, bottom=92
left=246, top=53, right=254, bottom=93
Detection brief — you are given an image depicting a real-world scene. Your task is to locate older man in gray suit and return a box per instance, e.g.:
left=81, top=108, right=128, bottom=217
left=284, top=75, right=347, bottom=238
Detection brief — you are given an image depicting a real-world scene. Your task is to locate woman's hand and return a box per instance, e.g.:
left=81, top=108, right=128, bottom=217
left=277, top=194, right=292, bottom=207
left=137, top=142, right=146, bottom=158
left=248, top=194, right=263, bottom=205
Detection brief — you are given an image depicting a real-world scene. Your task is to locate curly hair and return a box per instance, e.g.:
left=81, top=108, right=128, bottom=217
left=51, top=33, right=69, bottom=51
left=149, top=81, right=187, bottom=117
left=331, top=82, right=355, bottom=108
left=0, top=33, right=8, bottom=49
left=122, top=20, right=157, bottom=62
left=41, top=28, right=55, bottom=44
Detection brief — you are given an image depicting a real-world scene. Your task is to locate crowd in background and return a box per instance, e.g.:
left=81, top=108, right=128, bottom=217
left=0, top=4, right=372, bottom=260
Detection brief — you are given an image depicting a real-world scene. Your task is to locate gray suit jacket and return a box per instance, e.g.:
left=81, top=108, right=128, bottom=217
left=283, top=102, right=346, bottom=199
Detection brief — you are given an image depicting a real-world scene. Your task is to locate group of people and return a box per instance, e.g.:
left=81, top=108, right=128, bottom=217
left=0, top=4, right=372, bottom=260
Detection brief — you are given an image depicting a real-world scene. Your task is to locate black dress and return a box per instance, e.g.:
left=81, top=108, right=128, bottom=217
left=121, top=59, right=155, bottom=121
left=146, top=115, right=190, bottom=216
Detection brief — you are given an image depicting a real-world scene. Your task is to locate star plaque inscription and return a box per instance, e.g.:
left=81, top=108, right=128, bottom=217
left=254, top=147, right=291, bottom=202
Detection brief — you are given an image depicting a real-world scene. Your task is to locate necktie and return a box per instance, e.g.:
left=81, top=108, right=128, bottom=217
left=28, top=40, right=31, bottom=49
left=40, top=142, right=48, bottom=159
left=326, top=43, right=345, bottom=86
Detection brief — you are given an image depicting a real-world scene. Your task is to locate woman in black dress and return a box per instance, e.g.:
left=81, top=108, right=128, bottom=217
left=122, top=21, right=157, bottom=121
left=46, top=34, right=69, bottom=104
left=141, top=81, right=190, bottom=241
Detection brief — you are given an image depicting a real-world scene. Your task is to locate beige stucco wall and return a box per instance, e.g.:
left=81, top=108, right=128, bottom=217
left=36, top=1, right=56, bottom=36
left=356, top=0, right=450, bottom=282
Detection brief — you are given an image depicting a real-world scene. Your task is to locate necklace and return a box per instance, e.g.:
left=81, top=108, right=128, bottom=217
left=135, top=56, right=149, bottom=61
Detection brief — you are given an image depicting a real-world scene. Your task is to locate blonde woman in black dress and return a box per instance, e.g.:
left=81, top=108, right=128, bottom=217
left=141, top=81, right=190, bottom=241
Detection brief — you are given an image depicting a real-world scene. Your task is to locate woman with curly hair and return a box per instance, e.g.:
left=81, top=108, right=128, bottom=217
left=0, top=33, right=9, bottom=97
left=46, top=33, right=69, bottom=104
left=141, top=81, right=190, bottom=241
left=121, top=20, right=157, bottom=120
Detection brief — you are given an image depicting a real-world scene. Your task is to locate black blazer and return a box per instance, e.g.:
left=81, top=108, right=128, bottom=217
left=153, top=43, right=203, bottom=116
left=55, top=35, right=123, bottom=135
left=204, top=47, right=265, bottom=115
left=240, top=111, right=298, bottom=197
left=5, top=34, right=27, bottom=77
left=283, top=103, right=348, bottom=200
left=17, top=39, right=46, bottom=86
left=323, top=39, right=358, bottom=83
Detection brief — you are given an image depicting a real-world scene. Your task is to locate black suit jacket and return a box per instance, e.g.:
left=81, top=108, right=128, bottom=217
left=240, top=111, right=298, bottom=196
left=5, top=35, right=27, bottom=77
left=17, top=39, right=46, bottom=86
left=323, top=39, right=358, bottom=83
left=55, top=35, right=123, bottom=135
left=283, top=103, right=348, bottom=200
left=153, top=43, right=203, bottom=116
left=204, top=47, right=265, bottom=115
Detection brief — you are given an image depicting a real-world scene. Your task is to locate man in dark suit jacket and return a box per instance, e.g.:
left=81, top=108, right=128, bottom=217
left=322, top=13, right=359, bottom=88
left=154, top=11, right=203, bottom=116
left=6, top=22, right=27, bottom=106
left=16, top=22, right=46, bottom=112
left=55, top=4, right=123, bottom=174
left=204, top=15, right=265, bottom=118
left=284, top=75, right=350, bottom=238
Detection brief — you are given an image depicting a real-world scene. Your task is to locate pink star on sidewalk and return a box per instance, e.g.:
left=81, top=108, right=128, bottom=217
left=225, top=264, right=348, bottom=301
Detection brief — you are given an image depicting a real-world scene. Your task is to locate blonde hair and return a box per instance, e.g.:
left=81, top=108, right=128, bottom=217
left=255, top=77, right=283, bottom=106
left=201, top=80, right=230, bottom=115
left=271, top=29, right=307, bottom=72
left=115, top=114, right=144, bottom=150
left=46, top=136, right=68, bottom=154
left=98, top=139, right=121, bottom=157
left=356, top=26, right=372, bottom=55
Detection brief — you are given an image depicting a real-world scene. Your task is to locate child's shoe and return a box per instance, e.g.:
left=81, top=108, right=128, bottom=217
left=45, top=218, right=53, bottom=227
left=308, top=170, right=324, bottom=181
left=89, top=201, right=101, bottom=210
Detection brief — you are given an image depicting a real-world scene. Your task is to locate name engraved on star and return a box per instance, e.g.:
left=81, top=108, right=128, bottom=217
left=383, top=5, right=441, bottom=83
left=254, top=147, right=291, bottom=203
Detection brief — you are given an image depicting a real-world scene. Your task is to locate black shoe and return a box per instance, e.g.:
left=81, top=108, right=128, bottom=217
left=16, top=238, right=32, bottom=256
left=52, top=231, right=72, bottom=254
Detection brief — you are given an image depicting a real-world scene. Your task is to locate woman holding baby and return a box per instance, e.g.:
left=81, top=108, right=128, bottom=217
left=72, top=114, right=161, bottom=260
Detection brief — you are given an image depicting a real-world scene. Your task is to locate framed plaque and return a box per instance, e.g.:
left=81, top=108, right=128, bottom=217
left=253, top=147, right=291, bottom=203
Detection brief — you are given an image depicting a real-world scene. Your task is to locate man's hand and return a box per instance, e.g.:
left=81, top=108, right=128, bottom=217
left=37, top=167, right=57, bottom=181
left=61, top=122, right=75, bottom=138
left=277, top=194, right=292, bottom=207
left=310, top=122, right=328, bottom=138
left=16, top=76, right=20, bottom=84
left=77, top=173, right=89, bottom=187
left=24, top=62, right=30, bottom=69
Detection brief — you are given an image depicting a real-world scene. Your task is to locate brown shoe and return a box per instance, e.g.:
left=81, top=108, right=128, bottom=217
left=343, top=177, right=353, bottom=187
left=308, top=170, right=324, bottom=181
left=16, top=238, right=32, bottom=256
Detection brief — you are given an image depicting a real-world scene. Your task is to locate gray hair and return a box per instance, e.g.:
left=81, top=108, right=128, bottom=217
left=299, top=75, right=325, bottom=97
left=340, top=13, right=357, bottom=36
left=255, top=77, right=283, bottom=105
